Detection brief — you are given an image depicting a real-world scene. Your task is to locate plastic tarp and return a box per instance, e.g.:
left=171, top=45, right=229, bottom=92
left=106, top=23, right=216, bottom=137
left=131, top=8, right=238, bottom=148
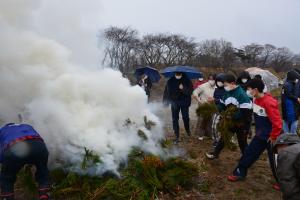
left=245, top=67, right=279, bottom=91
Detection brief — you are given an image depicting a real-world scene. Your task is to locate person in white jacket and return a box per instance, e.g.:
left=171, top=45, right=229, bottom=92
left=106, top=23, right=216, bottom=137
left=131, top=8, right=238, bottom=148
left=193, top=74, right=216, bottom=140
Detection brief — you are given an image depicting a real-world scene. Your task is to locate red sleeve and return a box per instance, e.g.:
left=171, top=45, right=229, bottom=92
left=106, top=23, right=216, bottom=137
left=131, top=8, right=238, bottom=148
left=264, top=98, right=282, bottom=140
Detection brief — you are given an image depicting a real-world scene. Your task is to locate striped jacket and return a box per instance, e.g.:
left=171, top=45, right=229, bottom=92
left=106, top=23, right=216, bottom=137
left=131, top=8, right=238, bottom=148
left=218, top=85, right=252, bottom=124
left=253, top=93, right=282, bottom=140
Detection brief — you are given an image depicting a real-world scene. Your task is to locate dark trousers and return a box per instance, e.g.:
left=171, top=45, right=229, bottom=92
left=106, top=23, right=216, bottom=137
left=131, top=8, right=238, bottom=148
left=199, top=116, right=213, bottom=138
left=233, top=136, right=277, bottom=180
left=213, top=127, right=248, bottom=157
left=171, top=103, right=190, bottom=139
left=0, top=140, right=49, bottom=193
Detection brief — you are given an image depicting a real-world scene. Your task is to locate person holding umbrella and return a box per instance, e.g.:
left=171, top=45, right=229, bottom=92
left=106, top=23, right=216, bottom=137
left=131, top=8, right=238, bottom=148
left=162, top=66, right=202, bottom=144
left=163, top=72, right=193, bottom=144
left=137, top=74, right=152, bottom=100
left=135, top=66, right=161, bottom=102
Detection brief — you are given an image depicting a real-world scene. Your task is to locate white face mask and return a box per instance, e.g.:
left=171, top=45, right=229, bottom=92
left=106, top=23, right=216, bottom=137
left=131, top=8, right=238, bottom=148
left=175, top=75, right=182, bottom=80
left=224, top=86, right=232, bottom=92
left=208, top=80, right=215, bottom=86
left=246, top=90, right=253, bottom=98
left=199, top=78, right=204, bottom=81
left=217, top=82, right=224, bottom=87
left=295, top=79, right=299, bottom=83
left=241, top=78, right=248, bottom=83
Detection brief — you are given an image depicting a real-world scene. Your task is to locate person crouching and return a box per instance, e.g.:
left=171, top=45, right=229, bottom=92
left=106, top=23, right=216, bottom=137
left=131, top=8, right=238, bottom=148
left=273, top=134, right=300, bottom=200
left=0, top=123, right=50, bottom=200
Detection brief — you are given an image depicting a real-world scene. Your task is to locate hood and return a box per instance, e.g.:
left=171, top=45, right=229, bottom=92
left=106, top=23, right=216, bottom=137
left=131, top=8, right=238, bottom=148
left=215, top=73, right=225, bottom=88
left=273, top=134, right=300, bottom=152
left=215, top=73, right=225, bottom=82
left=287, top=70, right=299, bottom=82
left=237, top=71, right=251, bottom=84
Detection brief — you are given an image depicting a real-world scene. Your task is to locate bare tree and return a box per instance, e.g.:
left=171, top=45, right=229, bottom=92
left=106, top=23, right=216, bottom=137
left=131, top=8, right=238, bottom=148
left=100, top=26, right=298, bottom=73
left=138, top=34, right=165, bottom=67
left=197, top=39, right=235, bottom=69
left=159, top=34, right=197, bottom=66
left=101, top=26, right=140, bottom=74
left=220, top=40, right=236, bottom=71
left=138, top=33, right=197, bottom=68
left=198, top=39, right=222, bottom=67
left=271, top=47, right=294, bottom=72
left=259, top=44, right=276, bottom=67
left=242, top=43, right=264, bottom=66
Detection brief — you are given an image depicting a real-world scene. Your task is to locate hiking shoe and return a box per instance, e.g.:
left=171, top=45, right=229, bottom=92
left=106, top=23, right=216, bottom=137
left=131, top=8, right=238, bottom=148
left=39, top=187, right=50, bottom=200
left=173, top=139, right=179, bottom=145
left=227, top=175, right=245, bottom=182
left=272, top=183, right=280, bottom=191
left=198, top=137, right=204, bottom=141
left=39, top=194, right=49, bottom=200
left=205, top=152, right=218, bottom=160
left=0, top=193, right=14, bottom=200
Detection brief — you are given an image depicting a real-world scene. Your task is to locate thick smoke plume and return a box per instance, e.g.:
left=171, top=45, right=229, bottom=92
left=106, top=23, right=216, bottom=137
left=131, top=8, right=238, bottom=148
left=0, top=0, right=164, bottom=175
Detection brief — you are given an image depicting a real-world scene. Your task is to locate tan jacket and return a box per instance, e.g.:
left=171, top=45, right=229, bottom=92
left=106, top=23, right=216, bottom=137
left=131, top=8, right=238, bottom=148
left=193, top=82, right=215, bottom=104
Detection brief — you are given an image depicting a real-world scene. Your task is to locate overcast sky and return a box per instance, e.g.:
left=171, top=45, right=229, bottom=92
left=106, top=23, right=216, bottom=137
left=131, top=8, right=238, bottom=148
left=100, top=0, right=300, bottom=54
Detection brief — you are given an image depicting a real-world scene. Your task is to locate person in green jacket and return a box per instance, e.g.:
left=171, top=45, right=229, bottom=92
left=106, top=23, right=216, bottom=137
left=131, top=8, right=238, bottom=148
left=206, top=74, right=252, bottom=159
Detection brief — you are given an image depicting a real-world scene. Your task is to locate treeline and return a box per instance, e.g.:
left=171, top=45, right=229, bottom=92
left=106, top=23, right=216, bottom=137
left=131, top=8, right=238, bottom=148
left=100, top=26, right=300, bottom=75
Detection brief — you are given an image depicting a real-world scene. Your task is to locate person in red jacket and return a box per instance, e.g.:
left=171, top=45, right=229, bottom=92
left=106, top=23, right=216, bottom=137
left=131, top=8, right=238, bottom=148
left=227, top=78, right=282, bottom=190
left=193, top=76, right=207, bottom=89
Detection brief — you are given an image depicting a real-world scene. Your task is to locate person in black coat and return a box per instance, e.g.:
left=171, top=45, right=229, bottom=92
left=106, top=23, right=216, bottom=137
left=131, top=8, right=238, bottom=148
left=237, top=71, right=251, bottom=91
left=237, top=71, right=254, bottom=139
left=281, top=70, right=300, bottom=134
left=292, top=68, right=300, bottom=97
left=163, top=72, right=193, bottom=144
left=211, top=73, right=226, bottom=145
left=214, top=73, right=226, bottom=107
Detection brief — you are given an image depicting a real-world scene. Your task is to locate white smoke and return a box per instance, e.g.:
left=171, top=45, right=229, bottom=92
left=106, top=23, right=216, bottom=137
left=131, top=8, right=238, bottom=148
left=0, top=0, right=164, bottom=175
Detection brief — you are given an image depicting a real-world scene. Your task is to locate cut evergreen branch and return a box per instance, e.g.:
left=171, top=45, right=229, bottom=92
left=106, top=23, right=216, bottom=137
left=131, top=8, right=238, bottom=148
left=81, top=147, right=102, bottom=170
left=217, top=105, right=239, bottom=149
left=196, top=103, right=217, bottom=118
left=144, top=116, right=156, bottom=130
left=137, top=129, right=148, bottom=140
left=51, top=148, right=199, bottom=200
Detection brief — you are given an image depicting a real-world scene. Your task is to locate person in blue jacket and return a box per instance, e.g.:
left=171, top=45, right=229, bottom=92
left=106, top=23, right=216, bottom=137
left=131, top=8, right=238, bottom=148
left=163, top=72, right=193, bottom=144
left=0, top=123, right=50, bottom=200
left=281, top=70, right=300, bottom=134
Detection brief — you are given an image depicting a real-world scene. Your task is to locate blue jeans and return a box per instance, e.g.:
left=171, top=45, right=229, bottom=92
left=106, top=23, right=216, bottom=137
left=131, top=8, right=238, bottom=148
left=0, top=140, right=49, bottom=193
left=171, top=103, right=190, bottom=139
left=283, top=120, right=298, bottom=134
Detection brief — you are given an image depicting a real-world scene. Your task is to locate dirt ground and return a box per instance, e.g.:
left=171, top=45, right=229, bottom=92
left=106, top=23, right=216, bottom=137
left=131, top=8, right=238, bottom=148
left=150, top=82, right=282, bottom=200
